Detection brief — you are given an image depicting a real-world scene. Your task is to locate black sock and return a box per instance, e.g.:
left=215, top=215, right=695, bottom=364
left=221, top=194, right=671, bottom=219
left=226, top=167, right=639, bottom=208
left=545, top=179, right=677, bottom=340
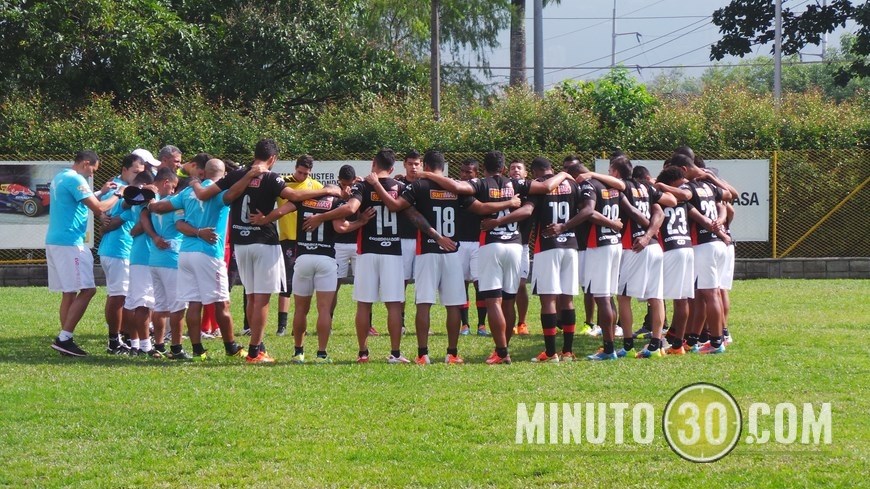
left=665, top=332, right=680, bottom=347
left=460, top=307, right=469, bottom=326
left=170, top=344, right=183, bottom=354
left=686, top=334, right=700, bottom=347
left=495, top=347, right=508, bottom=358
left=242, top=293, right=249, bottom=329
left=723, top=327, right=730, bottom=337
left=648, top=338, right=661, bottom=351
left=418, top=347, right=428, bottom=357
left=447, top=348, right=458, bottom=356
left=108, top=334, right=119, bottom=348
left=248, top=345, right=259, bottom=358
left=710, top=336, right=723, bottom=348
left=317, top=350, right=327, bottom=358
left=699, top=329, right=710, bottom=344
left=391, top=349, right=401, bottom=359
left=542, top=313, right=558, bottom=356
left=603, top=341, right=615, bottom=355
left=278, top=312, right=288, bottom=328
left=155, top=343, right=166, bottom=353
left=259, top=342, right=266, bottom=353
left=477, top=306, right=488, bottom=327
left=560, top=310, right=576, bottom=353
left=294, top=346, right=304, bottom=356
left=192, top=343, right=205, bottom=355
left=359, top=349, right=369, bottom=358
left=623, top=337, right=634, bottom=351
left=223, top=341, right=237, bottom=354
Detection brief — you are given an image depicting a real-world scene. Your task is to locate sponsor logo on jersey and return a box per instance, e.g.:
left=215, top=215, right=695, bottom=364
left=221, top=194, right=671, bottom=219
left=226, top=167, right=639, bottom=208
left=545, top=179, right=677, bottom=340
left=303, top=198, right=332, bottom=209
left=430, top=189, right=457, bottom=200
left=248, top=177, right=261, bottom=188
left=549, top=181, right=573, bottom=195
left=695, top=186, right=710, bottom=197
left=370, top=190, right=398, bottom=202
left=601, top=189, right=617, bottom=199
left=489, top=186, right=514, bottom=199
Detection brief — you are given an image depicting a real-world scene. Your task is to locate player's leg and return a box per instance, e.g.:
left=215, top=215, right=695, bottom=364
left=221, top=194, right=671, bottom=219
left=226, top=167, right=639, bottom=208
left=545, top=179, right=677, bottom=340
left=212, top=300, right=244, bottom=358
left=291, top=294, right=312, bottom=363
left=314, top=290, right=336, bottom=361
left=414, top=303, right=432, bottom=364
left=355, top=301, right=373, bottom=362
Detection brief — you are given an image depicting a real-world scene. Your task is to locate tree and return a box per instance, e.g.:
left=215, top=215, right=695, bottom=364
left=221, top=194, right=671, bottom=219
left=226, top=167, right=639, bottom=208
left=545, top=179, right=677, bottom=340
left=509, top=0, right=561, bottom=87
left=710, top=0, right=870, bottom=85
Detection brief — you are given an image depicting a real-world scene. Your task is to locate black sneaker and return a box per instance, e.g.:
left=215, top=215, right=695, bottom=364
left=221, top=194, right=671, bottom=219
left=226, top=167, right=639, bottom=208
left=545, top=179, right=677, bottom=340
left=632, top=326, right=653, bottom=339
left=107, top=342, right=132, bottom=355
left=52, top=337, right=88, bottom=357
left=276, top=326, right=287, bottom=336
left=166, top=349, right=192, bottom=360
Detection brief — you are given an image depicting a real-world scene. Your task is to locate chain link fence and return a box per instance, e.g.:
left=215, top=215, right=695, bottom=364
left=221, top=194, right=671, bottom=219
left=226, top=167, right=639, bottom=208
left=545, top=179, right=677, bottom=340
left=0, top=149, right=866, bottom=262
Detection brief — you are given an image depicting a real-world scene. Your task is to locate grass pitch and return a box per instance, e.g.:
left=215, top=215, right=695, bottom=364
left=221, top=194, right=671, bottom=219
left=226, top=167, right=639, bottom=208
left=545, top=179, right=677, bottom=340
left=0, top=279, right=867, bottom=487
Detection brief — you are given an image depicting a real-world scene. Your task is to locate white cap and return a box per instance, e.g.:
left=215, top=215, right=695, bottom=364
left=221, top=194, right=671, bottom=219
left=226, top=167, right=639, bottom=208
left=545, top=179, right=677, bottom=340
left=132, top=148, right=160, bottom=167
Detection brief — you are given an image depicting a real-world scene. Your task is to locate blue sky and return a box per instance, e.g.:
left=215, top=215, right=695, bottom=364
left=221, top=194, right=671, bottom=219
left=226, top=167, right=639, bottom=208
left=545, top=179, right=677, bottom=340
left=452, top=0, right=857, bottom=88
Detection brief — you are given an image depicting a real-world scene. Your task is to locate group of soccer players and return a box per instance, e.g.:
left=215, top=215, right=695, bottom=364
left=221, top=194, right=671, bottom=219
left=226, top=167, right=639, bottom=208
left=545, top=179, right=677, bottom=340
left=46, top=140, right=736, bottom=364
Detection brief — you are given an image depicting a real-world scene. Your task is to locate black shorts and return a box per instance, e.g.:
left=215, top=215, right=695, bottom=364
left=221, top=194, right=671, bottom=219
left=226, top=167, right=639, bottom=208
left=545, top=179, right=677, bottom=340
left=279, top=239, right=297, bottom=297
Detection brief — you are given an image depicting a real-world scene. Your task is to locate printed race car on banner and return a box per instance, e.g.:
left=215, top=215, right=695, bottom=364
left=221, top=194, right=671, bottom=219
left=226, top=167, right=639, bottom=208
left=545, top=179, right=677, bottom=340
left=0, top=183, right=50, bottom=217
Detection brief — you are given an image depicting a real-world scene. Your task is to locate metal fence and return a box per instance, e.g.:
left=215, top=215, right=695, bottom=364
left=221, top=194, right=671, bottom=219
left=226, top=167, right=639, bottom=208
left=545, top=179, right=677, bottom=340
left=0, top=149, right=866, bottom=262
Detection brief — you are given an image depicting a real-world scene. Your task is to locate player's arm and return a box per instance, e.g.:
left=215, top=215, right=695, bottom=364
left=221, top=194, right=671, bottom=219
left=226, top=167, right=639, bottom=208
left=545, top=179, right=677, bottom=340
left=588, top=210, right=623, bottom=232
left=632, top=204, right=664, bottom=252
left=657, top=191, right=678, bottom=208
left=146, top=199, right=176, bottom=214
left=701, top=170, right=738, bottom=201
left=333, top=208, right=375, bottom=233
left=301, top=199, right=357, bottom=232
left=578, top=172, right=626, bottom=191
left=527, top=172, right=570, bottom=195
left=468, top=195, right=521, bottom=215
left=176, top=219, right=218, bottom=245
left=249, top=200, right=297, bottom=226
left=654, top=182, right=691, bottom=202
left=82, top=190, right=122, bottom=216
left=547, top=198, right=593, bottom=236
left=725, top=202, right=735, bottom=227
left=280, top=185, right=342, bottom=202
left=480, top=201, right=533, bottom=231
left=417, top=171, right=475, bottom=195
left=99, top=212, right=123, bottom=232
left=365, top=174, right=411, bottom=213
left=139, top=207, right=168, bottom=250
left=619, top=194, right=649, bottom=229
left=400, top=206, right=457, bottom=252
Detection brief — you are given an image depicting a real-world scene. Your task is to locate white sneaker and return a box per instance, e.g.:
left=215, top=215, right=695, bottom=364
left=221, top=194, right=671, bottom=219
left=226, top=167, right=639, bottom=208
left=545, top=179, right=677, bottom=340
left=614, top=326, right=624, bottom=337
left=200, top=332, right=215, bottom=340
left=589, top=325, right=602, bottom=336
left=387, top=354, right=411, bottom=364
left=724, top=334, right=733, bottom=345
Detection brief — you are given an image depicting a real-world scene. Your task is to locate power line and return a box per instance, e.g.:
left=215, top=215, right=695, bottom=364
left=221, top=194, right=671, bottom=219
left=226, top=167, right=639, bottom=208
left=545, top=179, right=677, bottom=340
left=458, top=60, right=839, bottom=71
left=527, top=15, right=710, bottom=20
left=543, top=0, right=671, bottom=42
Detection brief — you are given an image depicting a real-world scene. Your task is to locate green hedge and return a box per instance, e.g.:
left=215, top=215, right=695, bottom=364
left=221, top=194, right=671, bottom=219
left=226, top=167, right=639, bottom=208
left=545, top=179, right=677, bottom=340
left=0, top=86, right=867, bottom=156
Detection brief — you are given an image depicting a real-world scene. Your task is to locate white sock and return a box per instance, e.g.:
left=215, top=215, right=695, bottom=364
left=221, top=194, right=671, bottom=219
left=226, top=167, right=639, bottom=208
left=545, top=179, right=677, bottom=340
left=58, top=330, right=73, bottom=341
left=140, top=338, right=152, bottom=352
left=131, top=338, right=140, bottom=350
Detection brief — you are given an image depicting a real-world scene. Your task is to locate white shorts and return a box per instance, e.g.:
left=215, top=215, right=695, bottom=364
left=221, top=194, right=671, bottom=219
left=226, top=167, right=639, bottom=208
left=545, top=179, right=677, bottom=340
left=293, top=254, right=338, bottom=296
left=47, top=244, right=95, bottom=293
left=618, top=243, right=664, bottom=300
left=577, top=249, right=587, bottom=292
left=721, top=244, right=736, bottom=290
left=401, top=238, right=416, bottom=281
left=100, top=256, right=130, bottom=296
left=177, top=252, right=230, bottom=305
left=531, top=248, right=579, bottom=296
left=694, top=241, right=728, bottom=290
left=457, top=241, right=480, bottom=282
left=662, top=248, right=695, bottom=300
left=583, top=246, right=621, bottom=297
left=476, top=243, right=523, bottom=294
left=335, top=243, right=357, bottom=279
left=151, top=267, right=186, bottom=313
left=520, top=244, right=530, bottom=280
left=235, top=243, right=286, bottom=294
left=353, top=254, right=405, bottom=303
left=414, top=253, right=467, bottom=306
left=124, top=264, right=155, bottom=309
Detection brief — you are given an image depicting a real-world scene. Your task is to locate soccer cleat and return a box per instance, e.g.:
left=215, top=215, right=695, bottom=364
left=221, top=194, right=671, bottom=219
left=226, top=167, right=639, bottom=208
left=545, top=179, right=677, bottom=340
left=144, top=349, right=164, bottom=359
left=290, top=353, right=305, bottom=364
left=459, top=325, right=470, bottom=336
left=276, top=326, right=287, bottom=337
left=166, top=350, right=192, bottom=360
left=514, top=323, right=530, bottom=336
left=226, top=345, right=246, bottom=358
left=632, top=326, right=653, bottom=339
left=531, top=351, right=560, bottom=363
left=724, top=333, right=733, bottom=345
left=368, top=327, right=380, bottom=337
left=485, top=351, right=512, bottom=365
left=685, top=343, right=701, bottom=353
left=200, top=332, right=215, bottom=340
left=583, top=322, right=599, bottom=336
left=560, top=352, right=577, bottom=362
left=477, top=327, right=491, bottom=337
left=193, top=351, right=208, bottom=361
left=387, top=354, right=411, bottom=364
left=212, top=329, right=222, bottom=338
left=415, top=354, right=431, bottom=365
left=313, top=356, right=333, bottom=364
left=106, top=342, right=131, bottom=355
left=635, top=346, right=665, bottom=359
left=356, top=354, right=370, bottom=364
left=246, top=351, right=276, bottom=364
left=52, top=337, right=88, bottom=357
left=665, top=345, right=686, bottom=356
left=241, top=328, right=251, bottom=336
left=587, top=350, right=617, bottom=361
left=616, top=347, right=635, bottom=359
left=614, top=326, right=624, bottom=337
left=698, top=343, right=725, bottom=355
left=445, top=354, right=465, bottom=364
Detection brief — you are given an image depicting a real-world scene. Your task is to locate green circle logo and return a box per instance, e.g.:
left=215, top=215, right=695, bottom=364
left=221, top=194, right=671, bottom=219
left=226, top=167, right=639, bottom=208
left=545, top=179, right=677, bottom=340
left=663, top=383, right=742, bottom=463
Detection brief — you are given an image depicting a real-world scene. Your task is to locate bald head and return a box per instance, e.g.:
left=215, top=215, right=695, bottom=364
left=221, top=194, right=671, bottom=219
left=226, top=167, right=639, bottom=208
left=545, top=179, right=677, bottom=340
left=204, top=158, right=226, bottom=180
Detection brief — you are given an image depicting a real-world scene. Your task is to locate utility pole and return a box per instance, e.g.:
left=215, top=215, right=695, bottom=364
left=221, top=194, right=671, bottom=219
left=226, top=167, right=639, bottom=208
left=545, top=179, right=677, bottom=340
left=774, top=0, right=782, bottom=106
left=431, top=0, right=440, bottom=120
left=534, top=0, right=543, bottom=95
left=611, top=0, right=642, bottom=68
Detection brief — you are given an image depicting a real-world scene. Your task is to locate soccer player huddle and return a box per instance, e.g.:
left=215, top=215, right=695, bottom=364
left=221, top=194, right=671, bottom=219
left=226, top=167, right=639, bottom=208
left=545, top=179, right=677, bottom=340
left=46, top=141, right=736, bottom=365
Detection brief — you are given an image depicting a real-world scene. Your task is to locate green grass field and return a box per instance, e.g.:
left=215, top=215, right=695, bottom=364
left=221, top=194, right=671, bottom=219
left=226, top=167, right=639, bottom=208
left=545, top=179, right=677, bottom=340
left=0, top=279, right=867, bottom=488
